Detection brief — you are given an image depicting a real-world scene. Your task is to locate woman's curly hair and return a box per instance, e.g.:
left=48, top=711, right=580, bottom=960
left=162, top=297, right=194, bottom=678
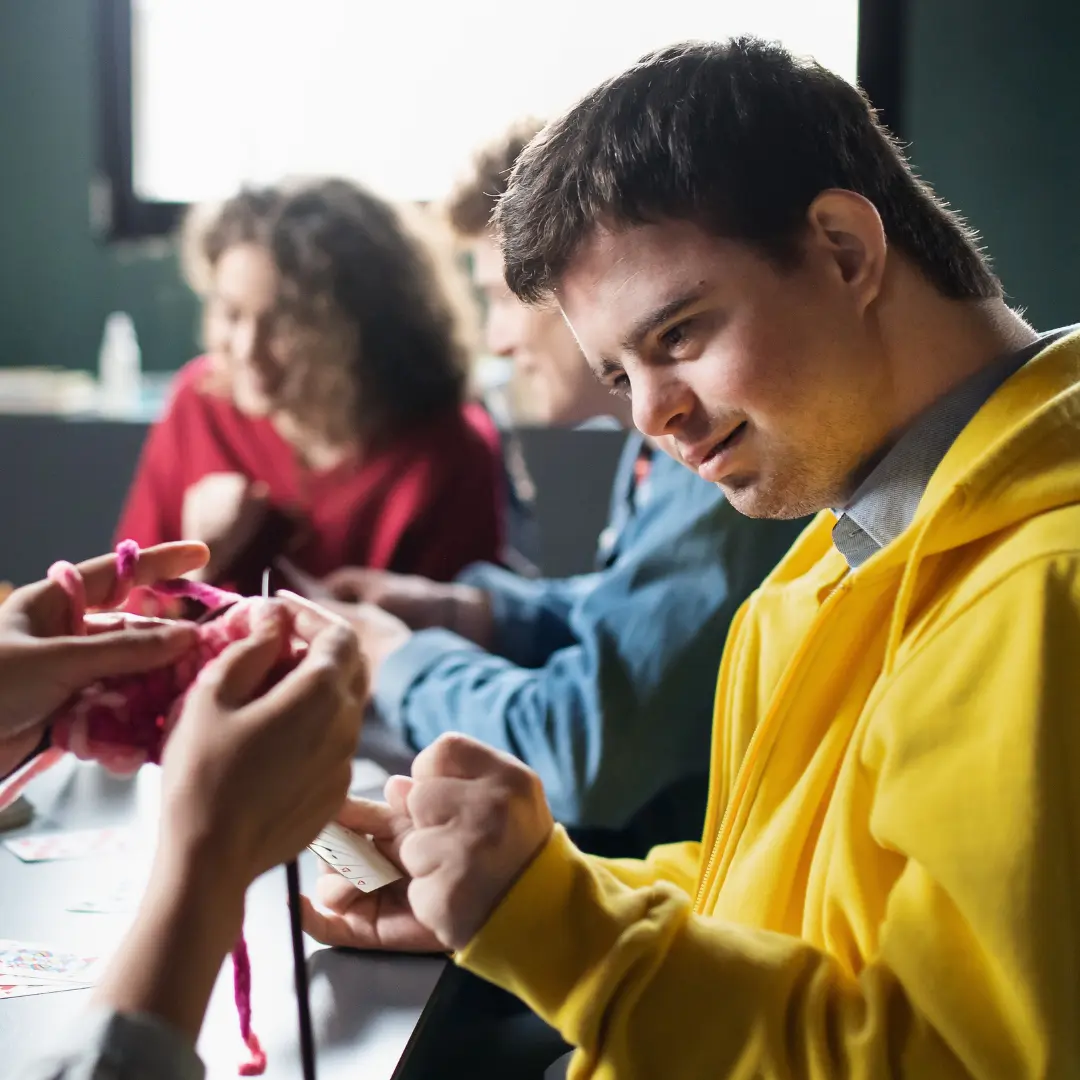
left=182, top=178, right=476, bottom=446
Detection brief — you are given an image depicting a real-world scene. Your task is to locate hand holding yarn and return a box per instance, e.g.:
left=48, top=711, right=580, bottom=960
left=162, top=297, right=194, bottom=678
left=0, top=541, right=207, bottom=779
left=160, top=595, right=367, bottom=889
left=0, top=542, right=366, bottom=1075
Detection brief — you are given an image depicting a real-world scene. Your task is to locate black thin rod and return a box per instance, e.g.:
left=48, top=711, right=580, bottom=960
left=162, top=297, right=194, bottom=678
left=286, top=859, right=317, bottom=1080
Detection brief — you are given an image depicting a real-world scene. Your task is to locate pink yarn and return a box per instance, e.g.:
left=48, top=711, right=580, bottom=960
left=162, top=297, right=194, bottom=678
left=231, top=936, right=267, bottom=1076
left=10, top=540, right=306, bottom=1075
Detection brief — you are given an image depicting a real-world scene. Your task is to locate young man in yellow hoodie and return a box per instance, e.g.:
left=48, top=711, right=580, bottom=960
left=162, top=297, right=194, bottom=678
left=302, top=37, right=1080, bottom=1079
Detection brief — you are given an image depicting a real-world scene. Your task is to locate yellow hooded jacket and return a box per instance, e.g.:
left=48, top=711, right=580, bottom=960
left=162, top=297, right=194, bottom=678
left=459, top=329, right=1080, bottom=1079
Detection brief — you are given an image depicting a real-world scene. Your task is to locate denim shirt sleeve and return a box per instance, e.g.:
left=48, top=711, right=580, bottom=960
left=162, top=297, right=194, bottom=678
left=16, top=1008, right=204, bottom=1080
left=374, top=456, right=805, bottom=829
left=457, top=561, right=601, bottom=667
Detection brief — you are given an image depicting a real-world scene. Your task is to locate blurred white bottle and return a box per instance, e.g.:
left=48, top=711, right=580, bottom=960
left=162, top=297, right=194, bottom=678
left=98, top=311, right=142, bottom=414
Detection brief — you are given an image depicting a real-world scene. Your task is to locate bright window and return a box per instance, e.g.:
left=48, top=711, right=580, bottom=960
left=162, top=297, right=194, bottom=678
left=132, top=0, right=859, bottom=205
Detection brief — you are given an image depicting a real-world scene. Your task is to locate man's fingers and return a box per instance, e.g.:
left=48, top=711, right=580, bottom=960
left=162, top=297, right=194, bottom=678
left=299, top=893, right=380, bottom=949
left=384, top=775, right=414, bottom=815
left=397, top=822, right=459, bottom=879
left=79, top=542, right=209, bottom=609
left=336, top=796, right=402, bottom=840
left=191, top=605, right=287, bottom=708
left=404, top=777, right=477, bottom=830
left=42, top=623, right=199, bottom=686
left=410, top=732, right=513, bottom=782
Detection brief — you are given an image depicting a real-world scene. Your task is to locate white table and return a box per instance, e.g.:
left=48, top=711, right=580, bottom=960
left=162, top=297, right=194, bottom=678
left=1, top=751, right=446, bottom=1079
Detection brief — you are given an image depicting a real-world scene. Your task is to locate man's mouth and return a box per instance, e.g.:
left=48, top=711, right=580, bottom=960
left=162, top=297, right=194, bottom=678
left=683, top=421, right=748, bottom=481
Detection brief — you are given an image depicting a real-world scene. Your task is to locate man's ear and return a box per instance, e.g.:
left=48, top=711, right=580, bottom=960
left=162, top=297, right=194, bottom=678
left=804, top=190, right=887, bottom=314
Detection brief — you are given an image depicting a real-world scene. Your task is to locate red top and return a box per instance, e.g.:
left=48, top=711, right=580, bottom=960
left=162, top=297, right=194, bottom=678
left=116, top=357, right=504, bottom=584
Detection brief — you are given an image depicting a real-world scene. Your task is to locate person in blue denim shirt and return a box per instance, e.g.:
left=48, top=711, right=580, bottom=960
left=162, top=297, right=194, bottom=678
left=318, top=125, right=805, bottom=855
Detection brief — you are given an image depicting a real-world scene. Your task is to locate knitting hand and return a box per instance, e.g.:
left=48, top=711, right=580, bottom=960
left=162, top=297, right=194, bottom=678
left=302, top=734, right=553, bottom=953
left=0, top=542, right=207, bottom=777
left=182, top=472, right=269, bottom=582
left=159, top=596, right=366, bottom=891
left=319, top=567, right=492, bottom=645
left=290, top=594, right=412, bottom=682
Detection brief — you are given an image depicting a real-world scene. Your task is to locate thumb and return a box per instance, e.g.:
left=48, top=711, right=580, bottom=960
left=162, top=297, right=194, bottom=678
left=192, top=604, right=287, bottom=708
left=337, top=796, right=404, bottom=840
left=43, top=622, right=198, bottom=687
left=384, top=774, right=414, bottom=815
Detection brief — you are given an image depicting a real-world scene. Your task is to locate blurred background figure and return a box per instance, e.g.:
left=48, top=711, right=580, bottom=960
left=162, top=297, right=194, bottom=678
left=116, top=178, right=504, bottom=596
left=447, top=119, right=622, bottom=430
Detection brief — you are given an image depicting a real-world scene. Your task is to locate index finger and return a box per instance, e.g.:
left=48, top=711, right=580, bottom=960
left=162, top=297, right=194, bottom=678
left=78, top=542, right=209, bottom=609
left=255, top=617, right=366, bottom=715
left=410, top=732, right=515, bottom=782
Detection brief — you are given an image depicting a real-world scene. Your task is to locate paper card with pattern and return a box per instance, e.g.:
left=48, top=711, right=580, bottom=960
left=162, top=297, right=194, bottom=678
left=309, top=822, right=401, bottom=893
left=0, top=940, right=101, bottom=984
left=3, top=826, right=133, bottom=863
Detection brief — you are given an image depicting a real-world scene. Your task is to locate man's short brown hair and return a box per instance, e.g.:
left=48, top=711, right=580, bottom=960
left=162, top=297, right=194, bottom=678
left=446, top=118, right=546, bottom=238
left=496, top=38, right=1001, bottom=305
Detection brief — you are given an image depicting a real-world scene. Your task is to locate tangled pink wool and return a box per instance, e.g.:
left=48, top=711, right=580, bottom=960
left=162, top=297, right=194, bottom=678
left=19, top=539, right=304, bottom=1075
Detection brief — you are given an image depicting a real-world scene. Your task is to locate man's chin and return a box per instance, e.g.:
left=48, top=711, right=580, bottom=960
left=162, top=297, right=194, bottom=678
left=721, top=479, right=815, bottom=521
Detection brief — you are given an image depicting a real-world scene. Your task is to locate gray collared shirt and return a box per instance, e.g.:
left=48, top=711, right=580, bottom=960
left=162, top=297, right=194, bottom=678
left=832, top=326, right=1075, bottom=568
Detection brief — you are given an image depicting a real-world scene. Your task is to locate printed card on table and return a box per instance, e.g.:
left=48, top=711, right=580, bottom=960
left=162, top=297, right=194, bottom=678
left=3, top=826, right=132, bottom=863
left=0, top=939, right=101, bottom=984
left=308, top=822, right=401, bottom=893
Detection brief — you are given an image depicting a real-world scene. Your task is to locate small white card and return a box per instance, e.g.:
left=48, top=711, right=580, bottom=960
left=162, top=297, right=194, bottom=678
left=308, top=822, right=401, bottom=893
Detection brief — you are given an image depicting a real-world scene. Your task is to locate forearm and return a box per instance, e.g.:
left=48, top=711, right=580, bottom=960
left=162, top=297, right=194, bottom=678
left=459, top=831, right=974, bottom=1080
left=94, top=847, right=246, bottom=1043
left=457, top=563, right=585, bottom=666
left=381, top=641, right=598, bottom=824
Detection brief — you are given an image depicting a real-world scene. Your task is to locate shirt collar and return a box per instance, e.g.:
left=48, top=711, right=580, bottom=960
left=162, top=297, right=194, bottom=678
left=831, top=327, right=1074, bottom=568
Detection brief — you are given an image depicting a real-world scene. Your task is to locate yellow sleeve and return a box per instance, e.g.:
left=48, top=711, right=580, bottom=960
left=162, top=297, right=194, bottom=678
left=592, top=841, right=701, bottom=894
left=458, top=555, right=1080, bottom=1079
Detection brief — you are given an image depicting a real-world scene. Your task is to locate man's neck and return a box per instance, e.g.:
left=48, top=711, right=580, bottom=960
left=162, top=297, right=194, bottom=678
left=875, top=286, right=1036, bottom=446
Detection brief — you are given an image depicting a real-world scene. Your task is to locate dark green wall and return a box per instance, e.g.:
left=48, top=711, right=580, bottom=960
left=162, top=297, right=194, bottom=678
left=0, top=0, right=1075, bottom=375
left=0, top=0, right=198, bottom=372
left=904, top=0, right=1080, bottom=329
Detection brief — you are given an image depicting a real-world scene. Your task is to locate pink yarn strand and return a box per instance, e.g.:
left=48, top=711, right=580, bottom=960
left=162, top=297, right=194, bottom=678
left=232, top=935, right=266, bottom=1075
left=155, top=577, right=239, bottom=609
left=100, top=539, right=141, bottom=610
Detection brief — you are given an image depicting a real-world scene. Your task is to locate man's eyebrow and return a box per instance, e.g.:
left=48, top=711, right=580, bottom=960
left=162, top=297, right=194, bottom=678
left=619, top=286, right=707, bottom=354
left=595, top=356, right=624, bottom=383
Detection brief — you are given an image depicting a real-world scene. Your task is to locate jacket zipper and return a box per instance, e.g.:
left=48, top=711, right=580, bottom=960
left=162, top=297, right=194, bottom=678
left=694, top=579, right=852, bottom=912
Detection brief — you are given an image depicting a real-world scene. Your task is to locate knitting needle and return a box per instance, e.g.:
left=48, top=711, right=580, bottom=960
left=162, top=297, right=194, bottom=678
left=264, top=568, right=317, bottom=1080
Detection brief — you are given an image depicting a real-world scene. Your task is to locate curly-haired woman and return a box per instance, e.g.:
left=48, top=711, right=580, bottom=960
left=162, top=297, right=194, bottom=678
left=116, top=179, right=503, bottom=594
